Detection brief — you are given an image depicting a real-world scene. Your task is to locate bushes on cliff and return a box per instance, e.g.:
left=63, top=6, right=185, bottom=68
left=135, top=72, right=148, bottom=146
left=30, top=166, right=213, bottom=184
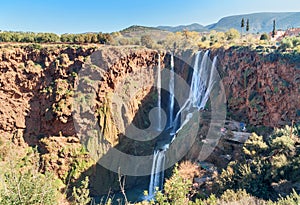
left=0, top=31, right=112, bottom=44
left=260, top=33, right=269, bottom=41
left=0, top=31, right=60, bottom=43
left=216, top=125, right=300, bottom=200
left=225, top=28, right=241, bottom=40
left=71, top=176, right=91, bottom=205
left=141, top=35, right=155, bottom=48
left=0, top=146, right=59, bottom=205
left=155, top=163, right=193, bottom=204
left=198, top=29, right=242, bottom=49
left=280, top=36, right=300, bottom=51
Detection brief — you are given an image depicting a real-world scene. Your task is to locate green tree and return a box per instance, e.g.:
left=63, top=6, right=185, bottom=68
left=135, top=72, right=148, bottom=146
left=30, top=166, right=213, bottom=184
left=272, top=19, right=276, bottom=38
left=141, top=35, right=154, bottom=48
left=61, top=34, right=75, bottom=43
left=280, top=37, right=293, bottom=50
left=35, top=33, right=59, bottom=43
left=241, top=18, right=245, bottom=36
left=155, top=164, right=192, bottom=204
left=90, top=33, right=98, bottom=43
left=260, top=33, right=269, bottom=40
left=74, top=34, right=85, bottom=44
left=0, top=32, right=12, bottom=42
left=11, top=33, right=22, bottom=42
left=246, top=19, right=250, bottom=32
left=243, top=133, right=268, bottom=158
left=21, top=33, right=35, bottom=43
left=216, top=125, right=300, bottom=200
left=97, top=33, right=112, bottom=44
left=225, top=28, right=241, bottom=40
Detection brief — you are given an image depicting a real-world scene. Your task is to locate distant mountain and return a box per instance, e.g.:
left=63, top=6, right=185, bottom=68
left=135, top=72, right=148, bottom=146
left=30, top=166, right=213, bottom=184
left=206, top=12, right=300, bottom=33
left=121, top=12, right=300, bottom=36
left=120, top=25, right=160, bottom=34
left=157, top=23, right=208, bottom=32
left=119, top=25, right=170, bottom=40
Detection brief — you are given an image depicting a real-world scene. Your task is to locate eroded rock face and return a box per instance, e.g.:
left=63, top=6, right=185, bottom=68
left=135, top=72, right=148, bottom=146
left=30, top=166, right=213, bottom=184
left=77, top=48, right=167, bottom=195
left=213, top=47, right=300, bottom=127
left=0, top=46, right=95, bottom=145
left=0, top=45, right=167, bottom=195
left=1, top=45, right=299, bottom=196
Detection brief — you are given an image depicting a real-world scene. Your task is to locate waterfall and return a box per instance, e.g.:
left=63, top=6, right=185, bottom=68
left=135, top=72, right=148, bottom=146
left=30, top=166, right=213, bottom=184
left=200, top=56, right=217, bottom=108
left=172, top=50, right=212, bottom=134
left=148, top=149, right=166, bottom=198
left=169, top=54, right=175, bottom=127
left=157, top=54, right=162, bottom=131
left=147, top=50, right=217, bottom=199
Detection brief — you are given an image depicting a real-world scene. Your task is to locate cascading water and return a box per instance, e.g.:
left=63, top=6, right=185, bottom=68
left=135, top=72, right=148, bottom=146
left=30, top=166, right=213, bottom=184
left=148, top=149, right=166, bottom=198
left=146, top=54, right=165, bottom=199
left=157, top=54, right=162, bottom=131
left=171, top=50, right=215, bottom=134
left=200, top=56, right=217, bottom=108
left=148, top=50, right=217, bottom=199
left=169, top=54, right=175, bottom=127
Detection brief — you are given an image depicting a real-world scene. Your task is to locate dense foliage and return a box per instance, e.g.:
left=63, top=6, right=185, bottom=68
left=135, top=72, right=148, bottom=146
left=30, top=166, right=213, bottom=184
left=0, top=31, right=112, bottom=44
left=0, top=146, right=59, bottom=205
left=216, top=125, right=300, bottom=200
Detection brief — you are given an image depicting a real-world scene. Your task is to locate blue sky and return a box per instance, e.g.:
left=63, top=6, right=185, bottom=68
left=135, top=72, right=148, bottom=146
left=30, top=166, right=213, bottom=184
left=0, top=0, right=299, bottom=33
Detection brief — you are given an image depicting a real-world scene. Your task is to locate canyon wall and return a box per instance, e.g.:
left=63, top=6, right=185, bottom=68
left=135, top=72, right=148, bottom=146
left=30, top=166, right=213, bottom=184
left=212, top=47, right=300, bottom=127
left=0, top=45, right=299, bottom=195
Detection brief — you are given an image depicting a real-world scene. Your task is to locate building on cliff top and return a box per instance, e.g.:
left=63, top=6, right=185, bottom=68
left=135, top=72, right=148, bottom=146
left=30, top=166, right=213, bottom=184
left=271, top=28, right=300, bottom=41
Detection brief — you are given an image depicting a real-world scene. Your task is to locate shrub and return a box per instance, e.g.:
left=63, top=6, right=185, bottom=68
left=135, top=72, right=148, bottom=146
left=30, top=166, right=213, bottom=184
left=220, top=189, right=252, bottom=203
left=141, top=35, right=154, bottom=48
left=0, top=146, right=59, bottom=205
left=225, top=28, right=241, bottom=40
left=215, top=125, right=300, bottom=200
left=178, top=161, right=201, bottom=180
left=72, top=176, right=91, bottom=205
left=243, top=133, right=268, bottom=158
left=280, top=38, right=293, bottom=50
left=271, top=189, right=300, bottom=205
left=260, top=33, right=269, bottom=40
left=155, top=164, right=192, bottom=204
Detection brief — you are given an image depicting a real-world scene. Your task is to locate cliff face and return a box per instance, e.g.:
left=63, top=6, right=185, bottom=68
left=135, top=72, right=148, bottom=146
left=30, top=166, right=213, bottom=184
left=0, top=46, right=163, bottom=142
left=0, top=45, right=299, bottom=196
left=213, top=47, right=300, bottom=127
left=0, top=46, right=95, bottom=144
left=0, top=45, right=166, bottom=194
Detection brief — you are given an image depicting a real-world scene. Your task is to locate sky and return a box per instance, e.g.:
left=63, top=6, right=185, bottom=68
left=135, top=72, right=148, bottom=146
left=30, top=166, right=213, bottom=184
left=0, top=0, right=300, bottom=34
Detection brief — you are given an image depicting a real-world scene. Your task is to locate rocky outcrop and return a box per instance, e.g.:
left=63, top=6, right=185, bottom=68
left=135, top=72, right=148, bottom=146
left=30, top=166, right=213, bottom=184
left=212, top=47, right=300, bottom=127
left=0, top=46, right=95, bottom=145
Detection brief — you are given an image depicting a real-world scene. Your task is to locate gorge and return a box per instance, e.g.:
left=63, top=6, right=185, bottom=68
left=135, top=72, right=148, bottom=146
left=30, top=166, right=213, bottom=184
left=0, top=44, right=299, bottom=203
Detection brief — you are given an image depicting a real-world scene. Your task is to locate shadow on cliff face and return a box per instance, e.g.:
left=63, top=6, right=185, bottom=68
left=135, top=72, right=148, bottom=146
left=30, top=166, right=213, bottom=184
left=19, top=47, right=200, bottom=202
left=70, top=52, right=198, bottom=199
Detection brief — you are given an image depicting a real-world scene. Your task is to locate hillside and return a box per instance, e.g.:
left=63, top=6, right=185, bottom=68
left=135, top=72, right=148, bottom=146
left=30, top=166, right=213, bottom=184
left=157, top=23, right=208, bottom=32
left=119, top=25, right=170, bottom=40
left=207, top=12, right=300, bottom=33
left=155, top=12, right=300, bottom=33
